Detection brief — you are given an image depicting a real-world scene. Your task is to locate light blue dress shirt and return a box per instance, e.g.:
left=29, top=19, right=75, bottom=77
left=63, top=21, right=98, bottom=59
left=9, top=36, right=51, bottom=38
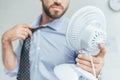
left=4, top=15, right=77, bottom=80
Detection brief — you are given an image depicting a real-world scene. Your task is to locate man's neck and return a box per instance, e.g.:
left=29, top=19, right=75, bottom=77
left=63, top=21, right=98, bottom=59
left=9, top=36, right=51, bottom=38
left=39, top=13, right=54, bottom=26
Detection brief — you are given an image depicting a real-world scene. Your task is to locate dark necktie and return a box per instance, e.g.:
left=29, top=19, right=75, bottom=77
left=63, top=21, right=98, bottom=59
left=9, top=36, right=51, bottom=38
left=17, top=27, right=42, bottom=80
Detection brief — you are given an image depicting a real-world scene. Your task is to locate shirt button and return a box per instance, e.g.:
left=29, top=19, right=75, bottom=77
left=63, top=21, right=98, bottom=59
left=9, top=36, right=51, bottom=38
left=35, top=65, right=38, bottom=68
left=37, top=30, right=40, bottom=33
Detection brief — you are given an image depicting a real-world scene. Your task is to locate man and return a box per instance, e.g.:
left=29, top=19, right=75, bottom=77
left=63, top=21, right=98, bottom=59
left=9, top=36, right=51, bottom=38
left=1, top=0, right=105, bottom=80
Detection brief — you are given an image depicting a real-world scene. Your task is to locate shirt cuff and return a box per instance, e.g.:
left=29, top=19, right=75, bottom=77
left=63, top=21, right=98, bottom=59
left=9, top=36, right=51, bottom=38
left=4, top=62, right=19, bottom=77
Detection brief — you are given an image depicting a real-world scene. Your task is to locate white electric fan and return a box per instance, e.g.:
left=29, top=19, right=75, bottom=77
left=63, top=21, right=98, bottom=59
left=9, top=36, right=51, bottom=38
left=54, top=6, right=107, bottom=80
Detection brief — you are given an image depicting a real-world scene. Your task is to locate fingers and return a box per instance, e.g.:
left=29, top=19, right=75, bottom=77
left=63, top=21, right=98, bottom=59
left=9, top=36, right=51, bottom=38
left=77, top=62, right=103, bottom=76
left=77, top=53, right=89, bottom=61
left=77, top=43, right=106, bottom=64
left=76, top=57, right=104, bottom=68
left=76, top=58, right=104, bottom=76
left=77, top=43, right=106, bottom=58
left=2, top=24, right=33, bottom=42
left=20, top=34, right=27, bottom=40
left=76, top=43, right=106, bottom=76
left=92, top=56, right=104, bottom=64
left=77, top=53, right=104, bottom=64
left=15, top=24, right=33, bottom=40
left=23, top=24, right=33, bottom=37
left=22, top=28, right=32, bottom=37
left=76, top=58, right=91, bottom=67
left=98, top=44, right=106, bottom=58
left=22, top=24, right=33, bottom=28
left=77, top=62, right=92, bottom=73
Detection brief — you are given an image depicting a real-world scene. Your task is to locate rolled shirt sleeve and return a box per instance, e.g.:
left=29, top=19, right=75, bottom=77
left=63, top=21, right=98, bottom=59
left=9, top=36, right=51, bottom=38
left=4, top=40, right=23, bottom=77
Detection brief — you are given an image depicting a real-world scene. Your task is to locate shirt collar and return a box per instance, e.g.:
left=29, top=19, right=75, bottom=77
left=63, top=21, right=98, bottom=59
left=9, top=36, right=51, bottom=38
left=31, top=15, right=69, bottom=31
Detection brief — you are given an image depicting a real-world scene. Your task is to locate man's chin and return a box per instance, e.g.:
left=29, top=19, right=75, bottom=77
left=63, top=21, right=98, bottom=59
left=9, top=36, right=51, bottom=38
left=51, top=16, right=62, bottom=19
left=49, top=14, right=63, bottom=19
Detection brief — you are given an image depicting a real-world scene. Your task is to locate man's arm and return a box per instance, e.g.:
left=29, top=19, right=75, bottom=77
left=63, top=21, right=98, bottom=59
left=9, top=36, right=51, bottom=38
left=2, top=37, right=17, bottom=71
left=76, top=44, right=106, bottom=77
left=1, top=24, right=32, bottom=71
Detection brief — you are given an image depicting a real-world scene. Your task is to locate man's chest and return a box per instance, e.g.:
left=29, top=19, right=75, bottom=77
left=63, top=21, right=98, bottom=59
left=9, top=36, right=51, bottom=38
left=29, top=30, right=76, bottom=65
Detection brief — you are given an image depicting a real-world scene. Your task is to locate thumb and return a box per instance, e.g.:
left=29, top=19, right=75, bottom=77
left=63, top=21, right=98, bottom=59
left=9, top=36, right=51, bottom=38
left=97, top=43, right=106, bottom=58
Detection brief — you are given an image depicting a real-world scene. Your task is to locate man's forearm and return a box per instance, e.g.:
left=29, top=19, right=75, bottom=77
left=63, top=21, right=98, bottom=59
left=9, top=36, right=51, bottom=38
left=2, top=39, right=17, bottom=71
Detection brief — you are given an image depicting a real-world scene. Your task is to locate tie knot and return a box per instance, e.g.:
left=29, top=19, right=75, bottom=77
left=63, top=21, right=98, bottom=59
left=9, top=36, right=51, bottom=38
left=30, top=27, right=41, bottom=33
left=30, top=26, right=48, bottom=33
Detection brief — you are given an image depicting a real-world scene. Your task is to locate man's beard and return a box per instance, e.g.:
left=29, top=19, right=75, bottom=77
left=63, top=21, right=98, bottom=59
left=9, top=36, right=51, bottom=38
left=42, top=1, right=68, bottom=19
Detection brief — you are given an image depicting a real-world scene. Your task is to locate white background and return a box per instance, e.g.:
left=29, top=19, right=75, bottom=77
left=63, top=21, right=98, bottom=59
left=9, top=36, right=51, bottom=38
left=0, top=0, right=120, bottom=80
